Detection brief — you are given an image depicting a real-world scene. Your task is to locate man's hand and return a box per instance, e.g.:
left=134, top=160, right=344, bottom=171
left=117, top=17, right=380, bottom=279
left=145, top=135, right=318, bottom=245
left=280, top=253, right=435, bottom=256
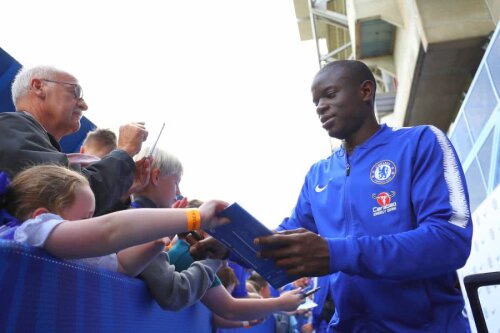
left=255, top=228, right=330, bottom=277
left=189, top=236, right=229, bottom=260
left=292, top=277, right=311, bottom=289
left=117, top=122, right=148, bottom=157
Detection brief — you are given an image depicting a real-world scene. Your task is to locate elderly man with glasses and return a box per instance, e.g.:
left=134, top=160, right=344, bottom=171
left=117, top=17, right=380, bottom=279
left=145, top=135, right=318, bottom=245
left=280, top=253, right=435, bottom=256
left=0, top=65, right=149, bottom=216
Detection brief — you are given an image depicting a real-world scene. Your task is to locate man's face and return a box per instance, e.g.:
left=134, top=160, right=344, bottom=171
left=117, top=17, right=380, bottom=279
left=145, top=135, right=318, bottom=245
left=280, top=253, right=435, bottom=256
left=41, top=72, right=88, bottom=138
left=311, top=67, right=367, bottom=140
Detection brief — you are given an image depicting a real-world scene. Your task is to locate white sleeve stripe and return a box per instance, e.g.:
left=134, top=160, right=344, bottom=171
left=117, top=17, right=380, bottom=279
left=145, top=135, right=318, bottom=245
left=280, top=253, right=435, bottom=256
left=430, top=126, right=470, bottom=228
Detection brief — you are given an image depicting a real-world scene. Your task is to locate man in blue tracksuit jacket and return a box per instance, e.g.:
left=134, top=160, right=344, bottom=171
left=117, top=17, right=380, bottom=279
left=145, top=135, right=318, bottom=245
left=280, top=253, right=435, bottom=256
left=255, top=60, right=473, bottom=332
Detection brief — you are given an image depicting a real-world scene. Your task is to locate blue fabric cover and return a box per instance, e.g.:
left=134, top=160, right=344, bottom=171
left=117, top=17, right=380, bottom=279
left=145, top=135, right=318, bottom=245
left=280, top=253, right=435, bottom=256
left=0, top=48, right=20, bottom=114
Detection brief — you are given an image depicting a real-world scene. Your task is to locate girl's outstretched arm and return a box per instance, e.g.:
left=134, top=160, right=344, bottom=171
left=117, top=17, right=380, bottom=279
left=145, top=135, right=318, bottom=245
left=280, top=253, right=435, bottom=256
left=44, top=200, right=228, bottom=259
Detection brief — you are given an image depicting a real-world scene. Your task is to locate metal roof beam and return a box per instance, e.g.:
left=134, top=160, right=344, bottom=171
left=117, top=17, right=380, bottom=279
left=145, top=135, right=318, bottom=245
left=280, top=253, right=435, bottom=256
left=321, top=42, right=351, bottom=61
left=311, top=8, right=348, bottom=29
left=308, top=0, right=323, bottom=69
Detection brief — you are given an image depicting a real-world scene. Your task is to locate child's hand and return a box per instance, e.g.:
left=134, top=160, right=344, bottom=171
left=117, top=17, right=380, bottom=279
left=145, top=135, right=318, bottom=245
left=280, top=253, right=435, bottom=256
left=160, top=237, right=171, bottom=247
left=244, top=318, right=265, bottom=328
left=278, top=288, right=304, bottom=312
left=189, top=236, right=229, bottom=260
left=199, top=200, right=230, bottom=230
left=172, top=197, right=188, bottom=208
left=153, top=237, right=171, bottom=250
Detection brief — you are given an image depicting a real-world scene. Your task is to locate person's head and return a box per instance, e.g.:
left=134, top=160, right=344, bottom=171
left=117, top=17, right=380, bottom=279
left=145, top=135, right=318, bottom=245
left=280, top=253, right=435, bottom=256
left=246, top=281, right=261, bottom=298
left=217, top=266, right=239, bottom=293
left=80, top=128, right=117, bottom=157
left=187, top=199, right=204, bottom=209
left=247, top=271, right=270, bottom=298
left=11, top=66, right=88, bottom=141
left=6, top=164, right=95, bottom=222
left=312, top=60, right=378, bottom=142
left=133, top=147, right=183, bottom=208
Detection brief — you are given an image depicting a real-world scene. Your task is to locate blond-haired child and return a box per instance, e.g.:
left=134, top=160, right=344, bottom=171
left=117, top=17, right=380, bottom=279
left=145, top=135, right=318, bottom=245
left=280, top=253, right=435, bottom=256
left=4, top=164, right=228, bottom=277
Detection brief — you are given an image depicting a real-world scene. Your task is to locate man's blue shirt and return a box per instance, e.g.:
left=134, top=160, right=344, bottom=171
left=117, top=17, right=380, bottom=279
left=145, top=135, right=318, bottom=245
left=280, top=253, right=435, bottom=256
left=279, top=124, right=472, bottom=332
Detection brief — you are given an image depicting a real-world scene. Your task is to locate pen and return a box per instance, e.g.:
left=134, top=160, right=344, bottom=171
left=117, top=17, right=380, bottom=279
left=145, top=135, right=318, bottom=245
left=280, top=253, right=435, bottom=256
left=147, top=122, right=165, bottom=157
left=301, top=286, right=320, bottom=298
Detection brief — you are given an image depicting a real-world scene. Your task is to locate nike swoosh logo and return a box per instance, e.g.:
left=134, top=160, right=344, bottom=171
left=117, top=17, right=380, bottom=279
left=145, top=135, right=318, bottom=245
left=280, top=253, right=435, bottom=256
left=315, top=184, right=328, bottom=192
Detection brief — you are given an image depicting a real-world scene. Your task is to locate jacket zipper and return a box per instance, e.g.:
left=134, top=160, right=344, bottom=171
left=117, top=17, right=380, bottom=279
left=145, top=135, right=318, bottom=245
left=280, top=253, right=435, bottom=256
left=344, top=152, right=351, bottom=235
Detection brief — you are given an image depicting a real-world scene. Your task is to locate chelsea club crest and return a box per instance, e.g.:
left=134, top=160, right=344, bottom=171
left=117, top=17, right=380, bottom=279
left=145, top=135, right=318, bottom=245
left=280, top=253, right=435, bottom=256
left=370, top=160, right=396, bottom=184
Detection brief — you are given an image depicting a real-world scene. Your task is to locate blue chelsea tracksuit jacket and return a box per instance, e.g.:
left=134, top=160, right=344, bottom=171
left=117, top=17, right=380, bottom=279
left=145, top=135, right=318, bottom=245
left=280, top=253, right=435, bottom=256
left=279, top=124, right=472, bottom=332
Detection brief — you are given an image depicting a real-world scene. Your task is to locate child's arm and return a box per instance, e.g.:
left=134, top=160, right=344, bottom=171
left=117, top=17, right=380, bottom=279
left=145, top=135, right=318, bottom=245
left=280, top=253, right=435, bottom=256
left=201, top=285, right=303, bottom=321
left=43, top=201, right=228, bottom=259
left=212, top=314, right=264, bottom=329
left=140, top=254, right=221, bottom=311
left=117, top=240, right=166, bottom=277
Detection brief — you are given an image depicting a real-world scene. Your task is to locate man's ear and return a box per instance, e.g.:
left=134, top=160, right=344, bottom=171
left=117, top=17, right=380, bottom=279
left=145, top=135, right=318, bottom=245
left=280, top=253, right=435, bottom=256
left=32, top=207, right=50, bottom=218
left=151, top=168, right=161, bottom=186
left=79, top=146, right=86, bottom=154
left=360, top=80, right=375, bottom=103
left=31, top=78, right=46, bottom=99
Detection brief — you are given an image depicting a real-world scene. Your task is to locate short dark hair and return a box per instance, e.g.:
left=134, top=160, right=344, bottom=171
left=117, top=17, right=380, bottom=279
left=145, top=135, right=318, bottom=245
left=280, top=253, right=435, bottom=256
left=217, top=266, right=239, bottom=288
left=82, top=128, right=117, bottom=151
left=320, top=60, right=376, bottom=97
left=187, top=199, right=203, bottom=208
left=247, top=271, right=268, bottom=292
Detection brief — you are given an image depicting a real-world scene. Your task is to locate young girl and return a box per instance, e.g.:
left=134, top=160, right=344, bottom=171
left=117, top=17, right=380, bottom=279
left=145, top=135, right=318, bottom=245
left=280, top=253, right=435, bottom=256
left=2, top=164, right=228, bottom=277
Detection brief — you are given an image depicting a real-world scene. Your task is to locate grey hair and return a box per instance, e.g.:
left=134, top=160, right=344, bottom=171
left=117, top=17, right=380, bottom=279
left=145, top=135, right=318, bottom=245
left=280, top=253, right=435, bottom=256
left=11, top=65, right=65, bottom=105
left=136, top=146, right=183, bottom=177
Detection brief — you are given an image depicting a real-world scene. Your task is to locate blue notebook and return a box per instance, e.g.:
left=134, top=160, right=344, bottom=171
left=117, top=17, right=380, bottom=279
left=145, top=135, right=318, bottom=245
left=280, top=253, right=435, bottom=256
left=206, top=202, right=297, bottom=289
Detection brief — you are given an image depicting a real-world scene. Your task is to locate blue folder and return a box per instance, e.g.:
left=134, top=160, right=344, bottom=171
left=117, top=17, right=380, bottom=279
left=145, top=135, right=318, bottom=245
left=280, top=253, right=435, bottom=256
left=207, top=202, right=297, bottom=289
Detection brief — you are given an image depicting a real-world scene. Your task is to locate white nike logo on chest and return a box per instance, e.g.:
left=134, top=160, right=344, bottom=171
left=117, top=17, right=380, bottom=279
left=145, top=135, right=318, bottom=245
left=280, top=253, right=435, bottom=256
left=315, top=184, right=328, bottom=192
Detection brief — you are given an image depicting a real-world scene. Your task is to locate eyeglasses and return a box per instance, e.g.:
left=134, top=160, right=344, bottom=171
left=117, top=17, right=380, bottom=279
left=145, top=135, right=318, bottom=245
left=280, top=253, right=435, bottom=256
left=41, top=79, right=83, bottom=100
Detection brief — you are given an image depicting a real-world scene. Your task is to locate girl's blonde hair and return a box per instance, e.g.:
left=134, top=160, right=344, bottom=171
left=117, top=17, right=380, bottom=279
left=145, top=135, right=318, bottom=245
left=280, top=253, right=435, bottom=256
left=6, top=164, right=89, bottom=221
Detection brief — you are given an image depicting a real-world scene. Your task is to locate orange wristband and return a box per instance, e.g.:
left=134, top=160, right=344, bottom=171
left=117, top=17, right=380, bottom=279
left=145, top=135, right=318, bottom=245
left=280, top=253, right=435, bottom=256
left=186, top=208, right=201, bottom=231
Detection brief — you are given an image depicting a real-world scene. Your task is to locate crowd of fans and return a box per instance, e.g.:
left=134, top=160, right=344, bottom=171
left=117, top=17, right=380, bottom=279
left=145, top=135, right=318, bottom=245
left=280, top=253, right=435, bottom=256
left=0, top=65, right=324, bottom=332
left=0, top=60, right=474, bottom=332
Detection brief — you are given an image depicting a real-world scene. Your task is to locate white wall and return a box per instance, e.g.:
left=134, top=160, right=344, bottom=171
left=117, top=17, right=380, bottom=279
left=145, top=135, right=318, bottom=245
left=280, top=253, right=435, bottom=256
left=458, top=184, right=500, bottom=333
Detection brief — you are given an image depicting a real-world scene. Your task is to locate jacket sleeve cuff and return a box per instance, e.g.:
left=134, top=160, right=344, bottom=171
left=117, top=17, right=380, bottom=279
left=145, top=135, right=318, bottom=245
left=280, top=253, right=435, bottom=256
left=326, top=237, right=354, bottom=274
left=110, top=149, right=136, bottom=170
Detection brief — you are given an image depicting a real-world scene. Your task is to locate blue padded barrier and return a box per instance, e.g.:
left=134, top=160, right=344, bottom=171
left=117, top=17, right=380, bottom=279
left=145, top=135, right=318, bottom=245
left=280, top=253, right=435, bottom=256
left=218, top=316, right=276, bottom=333
left=0, top=240, right=213, bottom=333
